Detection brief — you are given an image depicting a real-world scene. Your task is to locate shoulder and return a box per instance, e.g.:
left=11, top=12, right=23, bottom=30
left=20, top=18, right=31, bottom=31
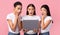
left=33, top=15, right=41, bottom=21
left=46, top=16, right=52, bottom=20
left=6, top=13, right=13, bottom=19
left=21, top=15, right=28, bottom=20
left=22, top=15, right=28, bottom=18
left=34, top=15, right=41, bottom=19
left=7, top=13, right=13, bottom=17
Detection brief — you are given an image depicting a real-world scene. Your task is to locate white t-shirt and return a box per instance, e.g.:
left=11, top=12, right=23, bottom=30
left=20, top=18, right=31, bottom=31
left=22, top=15, right=41, bottom=34
left=6, top=13, right=21, bottom=34
left=41, top=16, right=52, bottom=33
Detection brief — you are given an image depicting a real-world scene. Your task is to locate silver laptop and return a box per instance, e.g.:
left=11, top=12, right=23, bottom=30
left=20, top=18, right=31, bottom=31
left=22, top=20, right=39, bottom=30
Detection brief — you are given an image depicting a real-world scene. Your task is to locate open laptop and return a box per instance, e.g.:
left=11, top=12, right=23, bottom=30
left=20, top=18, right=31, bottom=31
left=22, top=20, right=39, bottom=30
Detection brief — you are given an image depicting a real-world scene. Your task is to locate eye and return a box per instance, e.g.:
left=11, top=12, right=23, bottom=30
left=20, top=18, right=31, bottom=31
left=18, top=8, right=22, bottom=10
left=18, top=8, right=20, bottom=9
left=32, top=8, right=34, bottom=10
left=28, top=8, right=31, bottom=10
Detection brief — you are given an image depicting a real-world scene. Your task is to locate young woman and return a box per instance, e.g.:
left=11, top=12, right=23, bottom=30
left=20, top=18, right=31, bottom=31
left=6, top=1, right=22, bottom=35
left=39, top=5, right=53, bottom=35
left=22, top=4, right=41, bottom=35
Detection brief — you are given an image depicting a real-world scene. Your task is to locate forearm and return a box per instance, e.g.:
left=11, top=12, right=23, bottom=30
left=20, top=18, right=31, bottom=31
left=12, top=17, right=18, bottom=31
left=18, top=19, right=22, bottom=31
left=41, top=18, right=45, bottom=30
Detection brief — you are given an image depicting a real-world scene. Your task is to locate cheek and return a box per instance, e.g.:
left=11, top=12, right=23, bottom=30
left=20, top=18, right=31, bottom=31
left=41, top=10, right=46, bottom=13
left=41, top=8, right=47, bottom=14
left=43, top=10, right=47, bottom=14
left=41, top=11, right=46, bottom=15
left=43, top=11, right=46, bottom=14
left=15, top=8, right=18, bottom=11
left=41, top=11, right=44, bottom=14
left=18, top=10, right=20, bottom=12
left=28, top=10, right=30, bottom=13
left=32, top=10, right=34, bottom=13
left=28, top=9, right=31, bottom=13
left=30, top=9, right=34, bottom=13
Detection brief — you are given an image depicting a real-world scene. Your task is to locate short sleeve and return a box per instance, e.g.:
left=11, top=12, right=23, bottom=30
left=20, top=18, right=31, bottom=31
left=38, top=16, right=41, bottom=21
left=6, top=14, right=11, bottom=20
left=46, top=16, right=52, bottom=21
left=21, top=18, right=23, bottom=21
left=21, top=16, right=25, bottom=21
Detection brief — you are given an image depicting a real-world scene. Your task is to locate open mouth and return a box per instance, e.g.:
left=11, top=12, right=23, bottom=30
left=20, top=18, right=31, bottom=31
left=42, top=14, right=44, bottom=15
left=42, top=13, right=45, bottom=15
left=30, top=12, right=33, bottom=14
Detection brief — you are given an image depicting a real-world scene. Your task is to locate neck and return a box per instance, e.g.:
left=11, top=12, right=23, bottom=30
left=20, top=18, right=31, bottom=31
left=28, top=14, right=33, bottom=16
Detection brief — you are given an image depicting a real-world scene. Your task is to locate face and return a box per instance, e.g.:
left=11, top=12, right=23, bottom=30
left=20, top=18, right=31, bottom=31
left=41, top=7, right=47, bottom=16
left=14, top=5, right=22, bottom=15
left=28, top=6, right=35, bottom=16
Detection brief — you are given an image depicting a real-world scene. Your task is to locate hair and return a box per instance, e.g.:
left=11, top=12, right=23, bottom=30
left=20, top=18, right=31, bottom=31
left=41, top=4, right=51, bottom=16
left=26, top=4, right=36, bottom=15
left=14, top=1, right=22, bottom=7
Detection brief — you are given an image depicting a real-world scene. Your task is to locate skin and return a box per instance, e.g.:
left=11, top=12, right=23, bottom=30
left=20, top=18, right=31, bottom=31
left=7, top=5, right=22, bottom=32
left=41, top=7, right=51, bottom=30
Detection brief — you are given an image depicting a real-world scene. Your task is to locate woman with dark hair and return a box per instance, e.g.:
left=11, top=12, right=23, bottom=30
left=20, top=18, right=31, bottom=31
left=39, top=4, right=53, bottom=35
left=6, top=1, right=22, bottom=35
left=26, top=4, right=36, bottom=15
left=22, top=4, right=41, bottom=35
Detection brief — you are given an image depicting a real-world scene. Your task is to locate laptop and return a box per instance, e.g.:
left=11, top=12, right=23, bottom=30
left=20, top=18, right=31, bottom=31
left=22, top=20, right=39, bottom=30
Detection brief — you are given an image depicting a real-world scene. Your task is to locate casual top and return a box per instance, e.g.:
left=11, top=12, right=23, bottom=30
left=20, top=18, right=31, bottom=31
left=22, top=15, right=41, bottom=34
left=6, top=13, right=21, bottom=34
left=41, top=16, right=52, bottom=33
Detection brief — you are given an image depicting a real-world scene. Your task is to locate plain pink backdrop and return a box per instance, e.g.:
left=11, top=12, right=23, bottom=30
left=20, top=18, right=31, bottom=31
left=0, top=0, right=60, bottom=35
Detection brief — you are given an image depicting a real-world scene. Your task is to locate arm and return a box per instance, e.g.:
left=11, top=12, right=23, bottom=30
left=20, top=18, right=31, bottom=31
left=7, top=16, right=18, bottom=32
left=41, top=17, right=51, bottom=30
left=33, top=21, right=41, bottom=33
left=38, top=21, right=41, bottom=33
left=17, top=18, right=22, bottom=31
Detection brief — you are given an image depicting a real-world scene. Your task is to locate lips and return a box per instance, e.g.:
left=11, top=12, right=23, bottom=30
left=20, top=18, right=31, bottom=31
left=30, top=12, right=33, bottom=14
left=42, top=13, right=44, bottom=15
left=42, top=13, right=45, bottom=15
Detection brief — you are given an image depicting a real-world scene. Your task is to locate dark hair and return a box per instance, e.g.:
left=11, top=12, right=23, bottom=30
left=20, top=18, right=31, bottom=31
left=41, top=4, right=51, bottom=16
left=14, top=1, right=22, bottom=7
left=26, top=4, right=36, bottom=15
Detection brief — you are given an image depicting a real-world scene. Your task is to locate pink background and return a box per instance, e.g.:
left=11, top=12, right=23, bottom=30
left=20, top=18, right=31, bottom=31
left=0, top=0, right=60, bottom=35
